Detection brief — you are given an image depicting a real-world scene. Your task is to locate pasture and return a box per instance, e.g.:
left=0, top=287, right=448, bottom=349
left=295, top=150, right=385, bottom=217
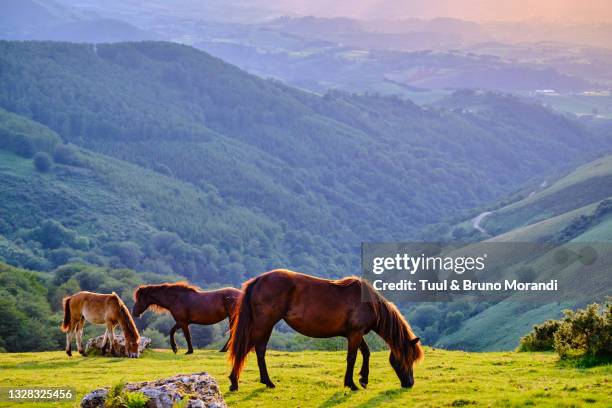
left=0, top=348, right=609, bottom=407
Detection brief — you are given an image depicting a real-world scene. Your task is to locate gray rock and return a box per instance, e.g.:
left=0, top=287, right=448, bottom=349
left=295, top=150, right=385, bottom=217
left=80, top=372, right=226, bottom=408
left=84, top=334, right=151, bottom=357
left=80, top=388, right=108, bottom=408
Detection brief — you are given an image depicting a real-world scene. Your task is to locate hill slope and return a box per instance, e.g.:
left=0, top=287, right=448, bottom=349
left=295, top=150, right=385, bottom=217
left=0, top=111, right=295, bottom=283
left=432, top=155, right=612, bottom=351
left=1, top=41, right=610, bottom=283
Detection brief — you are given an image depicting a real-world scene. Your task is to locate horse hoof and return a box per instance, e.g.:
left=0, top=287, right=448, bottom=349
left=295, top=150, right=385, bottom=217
left=229, top=385, right=238, bottom=392
left=266, top=382, right=276, bottom=389
left=185, top=350, right=193, bottom=355
left=66, top=350, right=72, bottom=357
left=79, top=350, right=87, bottom=357
left=359, top=380, right=368, bottom=389
left=346, top=383, right=359, bottom=391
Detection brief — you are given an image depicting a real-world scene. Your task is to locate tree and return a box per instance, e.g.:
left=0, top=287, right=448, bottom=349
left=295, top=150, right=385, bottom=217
left=53, top=144, right=83, bottom=167
left=33, top=152, right=52, bottom=172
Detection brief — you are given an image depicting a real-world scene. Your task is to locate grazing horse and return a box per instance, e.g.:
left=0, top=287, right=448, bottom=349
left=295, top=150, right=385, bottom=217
left=61, top=291, right=140, bottom=358
left=132, top=282, right=241, bottom=354
left=228, top=269, right=423, bottom=391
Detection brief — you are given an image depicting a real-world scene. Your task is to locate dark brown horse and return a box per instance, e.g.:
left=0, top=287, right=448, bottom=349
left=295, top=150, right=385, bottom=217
left=132, top=282, right=241, bottom=354
left=228, top=269, right=423, bottom=391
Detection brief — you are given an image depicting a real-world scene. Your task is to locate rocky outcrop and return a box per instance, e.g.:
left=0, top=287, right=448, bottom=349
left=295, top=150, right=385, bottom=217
left=84, top=334, right=151, bottom=357
left=80, top=372, right=226, bottom=408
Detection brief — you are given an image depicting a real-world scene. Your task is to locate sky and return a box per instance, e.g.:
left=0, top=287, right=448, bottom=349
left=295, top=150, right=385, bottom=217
left=268, top=0, right=612, bottom=23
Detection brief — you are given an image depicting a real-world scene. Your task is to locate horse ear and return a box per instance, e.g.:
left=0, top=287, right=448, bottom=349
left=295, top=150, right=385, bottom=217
left=410, top=337, right=421, bottom=345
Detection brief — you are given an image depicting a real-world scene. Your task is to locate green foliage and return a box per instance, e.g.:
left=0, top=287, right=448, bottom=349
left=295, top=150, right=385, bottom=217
left=551, top=199, right=612, bottom=243
left=106, top=381, right=148, bottom=408
left=123, top=391, right=148, bottom=408
left=0, top=107, right=60, bottom=157
left=554, top=299, right=612, bottom=359
left=20, top=219, right=85, bottom=250
left=518, top=320, right=560, bottom=352
left=0, top=264, right=60, bottom=351
left=52, top=143, right=83, bottom=167
left=518, top=299, right=612, bottom=360
left=141, top=328, right=168, bottom=349
left=33, top=151, right=52, bottom=172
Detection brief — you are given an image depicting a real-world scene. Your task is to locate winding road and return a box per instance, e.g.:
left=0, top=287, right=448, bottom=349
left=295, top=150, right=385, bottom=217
left=472, top=211, right=492, bottom=234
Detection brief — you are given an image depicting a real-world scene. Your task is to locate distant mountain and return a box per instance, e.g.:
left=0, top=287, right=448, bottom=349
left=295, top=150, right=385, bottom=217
left=0, top=0, right=76, bottom=30
left=0, top=41, right=609, bottom=286
left=0, top=0, right=157, bottom=42
left=189, top=18, right=596, bottom=94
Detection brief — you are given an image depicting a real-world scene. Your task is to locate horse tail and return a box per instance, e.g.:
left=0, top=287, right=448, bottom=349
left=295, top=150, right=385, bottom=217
left=60, top=296, right=72, bottom=332
left=362, top=281, right=424, bottom=369
left=228, top=277, right=260, bottom=375
left=219, top=292, right=238, bottom=352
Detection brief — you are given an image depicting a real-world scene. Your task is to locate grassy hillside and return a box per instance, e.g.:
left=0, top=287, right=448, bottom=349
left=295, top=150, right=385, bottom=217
left=1, top=41, right=610, bottom=283
left=0, top=139, right=293, bottom=283
left=481, top=154, right=612, bottom=237
left=1, top=349, right=610, bottom=407
left=429, top=155, right=612, bottom=351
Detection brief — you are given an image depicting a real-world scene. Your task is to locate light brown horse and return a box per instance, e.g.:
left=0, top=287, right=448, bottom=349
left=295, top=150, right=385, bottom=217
left=61, top=291, right=141, bottom=358
left=132, top=282, right=241, bottom=354
left=228, top=269, right=423, bottom=391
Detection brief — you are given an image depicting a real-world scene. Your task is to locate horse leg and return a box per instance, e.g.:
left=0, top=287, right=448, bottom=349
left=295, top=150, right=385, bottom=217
left=344, top=333, right=362, bottom=391
left=107, top=324, right=116, bottom=356
left=100, top=328, right=108, bottom=354
left=219, top=337, right=230, bottom=353
left=219, top=315, right=233, bottom=352
left=65, top=328, right=74, bottom=357
left=182, top=324, right=194, bottom=354
left=358, top=338, right=370, bottom=388
left=169, top=323, right=179, bottom=353
left=76, top=319, right=86, bottom=356
left=255, top=330, right=274, bottom=388
left=229, top=318, right=278, bottom=391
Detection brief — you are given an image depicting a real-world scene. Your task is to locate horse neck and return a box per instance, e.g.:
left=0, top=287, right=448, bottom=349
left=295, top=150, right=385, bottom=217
left=116, top=302, right=138, bottom=341
left=147, top=287, right=173, bottom=310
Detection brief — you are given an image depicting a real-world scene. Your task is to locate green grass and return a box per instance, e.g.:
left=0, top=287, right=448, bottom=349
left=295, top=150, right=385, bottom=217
left=0, top=349, right=610, bottom=407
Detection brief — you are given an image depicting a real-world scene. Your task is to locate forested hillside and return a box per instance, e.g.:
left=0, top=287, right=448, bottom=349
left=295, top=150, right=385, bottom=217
left=0, top=41, right=609, bottom=286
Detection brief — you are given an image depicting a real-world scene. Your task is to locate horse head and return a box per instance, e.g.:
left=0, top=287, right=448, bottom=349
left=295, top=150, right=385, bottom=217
left=132, top=286, right=150, bottom=318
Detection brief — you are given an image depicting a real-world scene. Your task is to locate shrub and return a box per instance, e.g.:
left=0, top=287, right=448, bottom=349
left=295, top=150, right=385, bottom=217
left=519, top=299, right=611, bottom=359
left=518, top=320, right=560, bottom=352
left=33, top=152, right=52, bottom=172
left=106, top=382, right=148, bottom=408
left=52, top=144, right=83, bottom=167
left=554, top=300, right=611, bottom=359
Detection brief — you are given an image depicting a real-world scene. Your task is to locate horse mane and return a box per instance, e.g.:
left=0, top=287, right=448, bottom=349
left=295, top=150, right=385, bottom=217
left=113, top=293, right=140, bottom=344
left=133, top=281, right=200, bottom=313
left=332, top=276, right=360, bottom=287
left=361, top=280, right=424, bottom=369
